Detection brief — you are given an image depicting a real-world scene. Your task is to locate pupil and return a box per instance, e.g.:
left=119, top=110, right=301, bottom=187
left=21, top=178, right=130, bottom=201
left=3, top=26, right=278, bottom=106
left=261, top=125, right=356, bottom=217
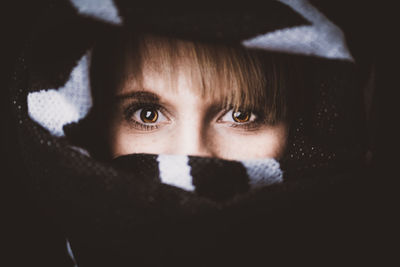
left=140, top=108, right=158, bottom=123
left=233, top=110, right=250, bottom=122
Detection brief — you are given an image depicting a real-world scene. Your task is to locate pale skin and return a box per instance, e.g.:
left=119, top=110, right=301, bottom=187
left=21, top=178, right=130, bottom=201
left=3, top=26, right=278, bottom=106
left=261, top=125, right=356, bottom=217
left=108, top=66, right=288, bottom=161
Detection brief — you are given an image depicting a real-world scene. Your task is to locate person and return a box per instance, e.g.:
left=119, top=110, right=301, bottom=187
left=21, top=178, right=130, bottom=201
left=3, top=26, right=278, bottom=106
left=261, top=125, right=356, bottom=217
left=5, top=1, right=374, bottom=266
left=83, top=32, right=300, bottom=161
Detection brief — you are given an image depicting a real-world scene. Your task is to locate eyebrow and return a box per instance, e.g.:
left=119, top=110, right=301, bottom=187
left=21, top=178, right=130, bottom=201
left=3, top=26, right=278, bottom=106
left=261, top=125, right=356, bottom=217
left=114, top=91, right=160, bottom=102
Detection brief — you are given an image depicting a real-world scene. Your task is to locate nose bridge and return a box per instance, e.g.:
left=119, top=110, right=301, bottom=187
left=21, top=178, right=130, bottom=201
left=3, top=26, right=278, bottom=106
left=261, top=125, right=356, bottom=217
left=165, top=81, right=215, bottom=157
left=172, top=112, right=213, bottom=157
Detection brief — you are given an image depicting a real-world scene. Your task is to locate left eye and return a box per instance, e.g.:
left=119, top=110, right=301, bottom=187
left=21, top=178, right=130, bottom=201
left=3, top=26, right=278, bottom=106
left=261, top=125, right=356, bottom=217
left=218, top=109, right=257, bottom=124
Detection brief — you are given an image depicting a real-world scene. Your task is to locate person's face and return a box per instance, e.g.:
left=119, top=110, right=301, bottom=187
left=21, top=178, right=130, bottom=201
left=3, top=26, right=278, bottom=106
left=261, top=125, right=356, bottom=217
left=108, top=67, right=288, bottom=161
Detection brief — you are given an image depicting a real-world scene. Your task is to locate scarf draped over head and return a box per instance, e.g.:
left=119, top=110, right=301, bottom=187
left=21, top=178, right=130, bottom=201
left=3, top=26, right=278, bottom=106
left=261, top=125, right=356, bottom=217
left=9, top=0, right=366, bottom=265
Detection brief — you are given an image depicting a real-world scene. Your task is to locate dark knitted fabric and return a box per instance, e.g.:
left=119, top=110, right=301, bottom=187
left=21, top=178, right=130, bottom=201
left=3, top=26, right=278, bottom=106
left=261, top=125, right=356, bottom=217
left=5, top=1, right=373, bottom=266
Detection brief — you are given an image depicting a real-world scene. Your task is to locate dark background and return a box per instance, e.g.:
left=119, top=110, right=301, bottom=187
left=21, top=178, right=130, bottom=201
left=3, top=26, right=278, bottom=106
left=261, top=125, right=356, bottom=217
left=1, top=0, right=396, bottom=265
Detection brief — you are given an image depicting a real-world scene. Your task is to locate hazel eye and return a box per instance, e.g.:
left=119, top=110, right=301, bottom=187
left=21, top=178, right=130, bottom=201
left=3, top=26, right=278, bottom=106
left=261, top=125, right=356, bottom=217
left=128, top=106, right=168, bottom=126
left=218, top=108, right=257, bottom=124
left=123, top=100, right=170, bottom=131
left=232, top=110, right=250, bottom=123
left=140, top=108, right=158, bottom=123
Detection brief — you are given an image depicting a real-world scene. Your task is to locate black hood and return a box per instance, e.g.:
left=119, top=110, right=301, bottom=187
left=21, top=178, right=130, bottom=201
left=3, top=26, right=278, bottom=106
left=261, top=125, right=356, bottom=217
left=3, top=0, right=386, bottom=266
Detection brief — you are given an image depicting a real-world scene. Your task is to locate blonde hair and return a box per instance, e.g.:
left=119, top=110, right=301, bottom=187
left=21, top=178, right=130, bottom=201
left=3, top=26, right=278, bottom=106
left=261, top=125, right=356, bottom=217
left=92, top=31, right=293, bottom=124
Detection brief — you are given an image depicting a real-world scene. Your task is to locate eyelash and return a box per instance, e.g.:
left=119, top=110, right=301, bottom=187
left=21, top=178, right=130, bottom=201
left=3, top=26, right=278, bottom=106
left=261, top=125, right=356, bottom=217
left=228, top=121, right=261, bottom=130
left=123, top=102, right=166, bottom=131
left=217, top=108, right=265, bottom=130
left=123, top=103, right=265, bottom=132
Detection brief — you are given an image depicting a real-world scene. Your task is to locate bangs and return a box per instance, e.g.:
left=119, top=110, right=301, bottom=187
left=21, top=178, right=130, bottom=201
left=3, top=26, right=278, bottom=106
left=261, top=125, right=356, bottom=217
left=112, top=33, right=289, bottom=123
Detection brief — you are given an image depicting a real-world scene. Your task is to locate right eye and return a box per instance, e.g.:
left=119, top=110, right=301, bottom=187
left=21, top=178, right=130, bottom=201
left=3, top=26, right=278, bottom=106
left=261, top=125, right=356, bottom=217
left=131, top=106, right=168, bottom=125
left=125, top=104, right=169, bottom=131
left=138, top=107, right=159, bottom=123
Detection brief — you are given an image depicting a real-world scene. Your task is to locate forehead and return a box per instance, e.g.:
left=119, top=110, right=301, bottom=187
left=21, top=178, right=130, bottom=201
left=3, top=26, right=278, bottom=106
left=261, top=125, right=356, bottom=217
left=113, top=34, right=272, bottom=111
left=118, top=37, right=226, bottom=99
left=119, top=67, right=202, bottom=98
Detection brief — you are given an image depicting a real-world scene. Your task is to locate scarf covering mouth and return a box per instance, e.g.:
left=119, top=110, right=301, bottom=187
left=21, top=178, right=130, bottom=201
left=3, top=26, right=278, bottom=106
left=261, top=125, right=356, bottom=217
left=9, top=0, right=367, bottom=266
